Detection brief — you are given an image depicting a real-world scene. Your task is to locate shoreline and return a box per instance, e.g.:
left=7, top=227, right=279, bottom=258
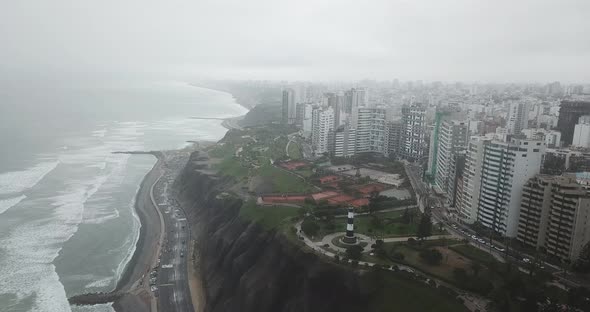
left=69, top=152, right=164, bottom=311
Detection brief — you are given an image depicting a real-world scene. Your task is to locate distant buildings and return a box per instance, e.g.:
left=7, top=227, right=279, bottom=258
left=572, top=115, right=590, bottom=148
left=518, top=174, right=590, bottom=261
left=282, top=88, right=297, bottom=124
left=557, top=99, right=590, bottom=145
left=506, top=101, right=529, bottom=135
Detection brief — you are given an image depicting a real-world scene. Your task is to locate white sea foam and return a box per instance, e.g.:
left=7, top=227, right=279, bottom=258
left=0, top=161, right=59, bottom=195
left=84, top=276, right=113, bottom=289
left=112, top=184, right=142, bottom=285
left=0, top=195, right=27, bottom=215
left=92, top=129, right=107, bottom=138
left=71, top=303, right=115, bottom=312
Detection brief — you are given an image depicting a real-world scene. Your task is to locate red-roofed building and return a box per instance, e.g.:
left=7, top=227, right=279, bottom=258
left=258, top=194, right=309, bottom=205
left=327, top=194, right=355, bottom=205
left=311, top=191, right=340, bottom=203
left=355, top=183, right=388, bottom=196
left=318, top=175, right=342, bottom=184
left=349, top=198, right=370, bottom=208
left=279, top=161, right=308, bottom=171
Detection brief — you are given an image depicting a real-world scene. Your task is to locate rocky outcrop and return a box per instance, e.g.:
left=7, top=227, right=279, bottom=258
left=174, top=152, right=370, bottom=312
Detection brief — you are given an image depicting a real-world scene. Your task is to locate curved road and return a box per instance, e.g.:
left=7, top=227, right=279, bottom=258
left=149, top=151, right=195, bottom=312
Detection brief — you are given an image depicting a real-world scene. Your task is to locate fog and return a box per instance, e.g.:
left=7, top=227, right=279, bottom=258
left=1, top=0, right=589, bottom=82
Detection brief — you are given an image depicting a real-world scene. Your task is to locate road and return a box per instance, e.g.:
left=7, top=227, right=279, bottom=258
left=150, top=151, right=195, bottom=312
left=403, top=163, right=568, bottom=281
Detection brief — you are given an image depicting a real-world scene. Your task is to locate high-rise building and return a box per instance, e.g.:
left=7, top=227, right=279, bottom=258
left=329, top=125, right=356, bottom=157
left=572, top=115, right=590, bottom=148
left=518, top=174, right=590, bottom=261
left=459, top=136, right=489, bottom=224
left=557, top=99, right=590, bottom=145
left=350, top=88, right=367, bottom=126
left=354, top=107, right=386, bottom=154
left=311, top=106, right=334, bottom=155
left=401, top=104, right=427, bottom=161
left=506, top=101, right=529, bottom=135
left=477, top=138, right=546, bottom=237
left=433, top=116, right=469, bottom=195
left=281, top=88, right=297, bottom=124
left=385, top=120, right=403, bottom=158
left=446, top=152, right=466, bottom=208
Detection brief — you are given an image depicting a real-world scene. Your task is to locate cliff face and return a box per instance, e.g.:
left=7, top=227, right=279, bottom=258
left=174, top=152, right=369, bottom=312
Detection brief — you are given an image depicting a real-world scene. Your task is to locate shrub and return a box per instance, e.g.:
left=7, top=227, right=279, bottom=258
left=301, top=218, right=320, bottom=237
left=346, top=245, right=363, bottom=260
left=419, top=248, right=443, bottom=265
left=392, top=252, right=405, bottom=261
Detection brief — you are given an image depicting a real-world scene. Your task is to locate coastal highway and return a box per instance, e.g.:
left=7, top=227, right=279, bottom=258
left=151, top=151, right=195, bottom=312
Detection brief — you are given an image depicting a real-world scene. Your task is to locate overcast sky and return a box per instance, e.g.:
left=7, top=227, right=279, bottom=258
left=1, top=0, right=589, bottom=83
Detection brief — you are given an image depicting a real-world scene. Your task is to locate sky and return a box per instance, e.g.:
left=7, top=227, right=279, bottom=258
left=1, top=0, right=589, bottom=83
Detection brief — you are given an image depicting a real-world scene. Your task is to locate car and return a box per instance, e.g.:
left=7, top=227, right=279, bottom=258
left=451, top=224, right=457, bottom=229
left=478, top=238, right=485, bottom=244
left=180, top=252, right=184, bottom=257
left=522, top=258, right=530, bottom=263
left=471, top=235, right=478, bottom=239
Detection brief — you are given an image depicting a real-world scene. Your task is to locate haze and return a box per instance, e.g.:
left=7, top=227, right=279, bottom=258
left=1, top=0, right=589, bottom=82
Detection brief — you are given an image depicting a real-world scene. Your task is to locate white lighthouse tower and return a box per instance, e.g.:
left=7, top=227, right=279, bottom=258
left=342, top=206, right=357, bottom=244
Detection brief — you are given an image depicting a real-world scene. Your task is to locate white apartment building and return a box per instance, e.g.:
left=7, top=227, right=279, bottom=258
left=401, top=104, right=427, bottom=161
left=459, top=136, right=489, bottom=224
left=434, top=117, right=469, bottom=195
left=506, top=101, right=529, bottom=135
left=572, top=115, right=590, bottom=148
left=353, top=107, right=386, bottom=154
left=329, top=125, right=356, bottom=157
left=477, top=138, right=546, bottom=237
left=311, top=106, right=334, bottom=155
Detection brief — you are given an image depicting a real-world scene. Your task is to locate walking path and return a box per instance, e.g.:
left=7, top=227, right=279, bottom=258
left=293, top=221, right=488, bottom=311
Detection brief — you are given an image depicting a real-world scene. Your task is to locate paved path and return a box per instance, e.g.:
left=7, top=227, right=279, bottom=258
left=293, top=221, right=488, bottom=311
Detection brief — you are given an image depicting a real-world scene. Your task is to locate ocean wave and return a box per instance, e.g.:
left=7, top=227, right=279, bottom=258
left=0, top=195, right=27, bottom=215
left=0, top=161, right=59, bottom=195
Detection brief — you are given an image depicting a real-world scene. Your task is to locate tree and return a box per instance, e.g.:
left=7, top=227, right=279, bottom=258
left=346, top=245, right=363, bottom=260
left=416, top=213, right=432, bottom=240
left=419, top=248, right=443, bottom=265
left=402, top=208, right=411, bottom=224
left=301, top=218, right=320, bottom=237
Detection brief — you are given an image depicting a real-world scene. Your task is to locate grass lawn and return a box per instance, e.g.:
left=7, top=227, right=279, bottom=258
left=388, top=245, right=472, bottom=282
left=327, top=210, right=419, bottom=238
left=287, top=141, right=303, bottom=159
left=239, top=200, right=301, bottom=230
left=367, top=271, right=468, bottom=312
left=450, top=244, right=497, bottom=264
left=257, top=164, right=314, bottom=193
left=216, top=156, right=249, bottom=178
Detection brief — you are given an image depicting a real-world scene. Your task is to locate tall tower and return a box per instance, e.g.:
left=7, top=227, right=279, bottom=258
left=343, top=207, right=357, bottom=244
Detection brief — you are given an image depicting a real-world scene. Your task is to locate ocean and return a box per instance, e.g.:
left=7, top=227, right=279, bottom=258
left=0, top=79, right=247, bottom=312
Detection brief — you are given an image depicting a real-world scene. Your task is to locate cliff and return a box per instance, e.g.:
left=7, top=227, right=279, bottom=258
left=174, top=152, right=371, bottom=312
